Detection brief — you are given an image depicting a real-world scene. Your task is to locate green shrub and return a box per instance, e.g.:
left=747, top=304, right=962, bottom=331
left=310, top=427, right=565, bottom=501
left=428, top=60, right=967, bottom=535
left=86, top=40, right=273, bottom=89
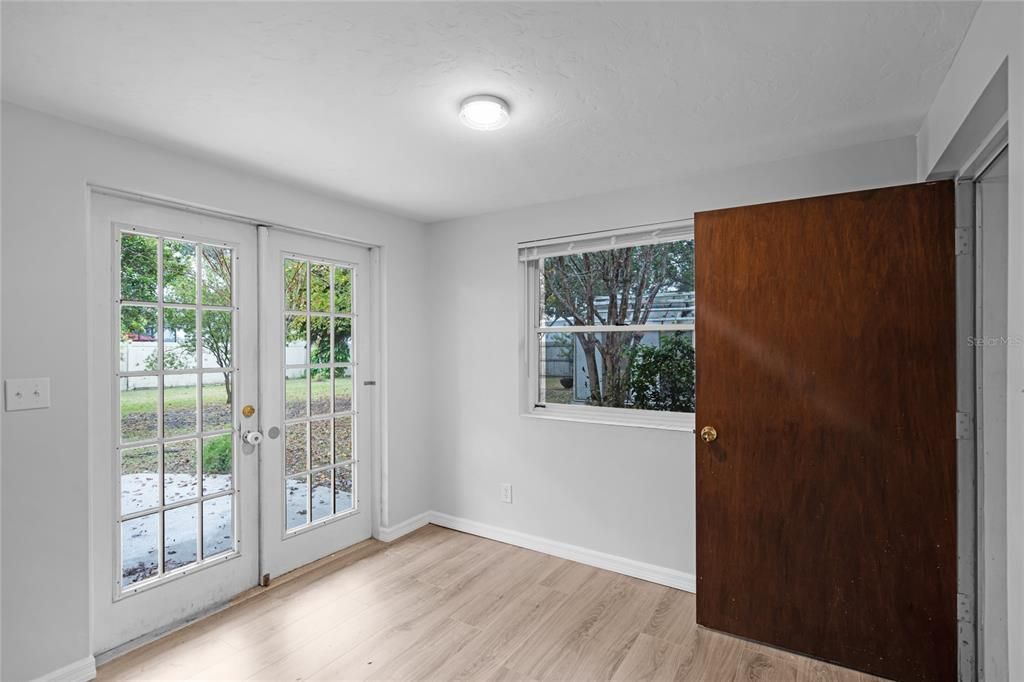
left=628, top=333, right=695, bottom=412
left=203, top=434, right=233, bottom=475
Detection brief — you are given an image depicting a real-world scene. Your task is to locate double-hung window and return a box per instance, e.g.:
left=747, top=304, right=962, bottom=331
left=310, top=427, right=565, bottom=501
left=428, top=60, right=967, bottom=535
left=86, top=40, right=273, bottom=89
left=521, top=220, right=695, bottom=430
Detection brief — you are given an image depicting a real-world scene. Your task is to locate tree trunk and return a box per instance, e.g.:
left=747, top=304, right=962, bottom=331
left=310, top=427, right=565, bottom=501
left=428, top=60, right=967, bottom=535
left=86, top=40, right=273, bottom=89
left=580, top=335, right=603, bottom=405
left=603, top=338, right=628, bottom=407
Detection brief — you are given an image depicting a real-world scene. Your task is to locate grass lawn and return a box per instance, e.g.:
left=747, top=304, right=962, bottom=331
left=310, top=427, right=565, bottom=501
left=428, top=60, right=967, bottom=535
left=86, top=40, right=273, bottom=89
left=121, top=375, right=356, bottom=473
left=120, top=376, right=353, bottom=414
left=543, top=377, right=574, bottom=404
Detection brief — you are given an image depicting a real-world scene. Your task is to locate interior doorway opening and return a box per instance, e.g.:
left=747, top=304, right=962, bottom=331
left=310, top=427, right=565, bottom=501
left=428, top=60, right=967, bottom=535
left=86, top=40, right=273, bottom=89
left=969, top=143, right=1010, bottom=682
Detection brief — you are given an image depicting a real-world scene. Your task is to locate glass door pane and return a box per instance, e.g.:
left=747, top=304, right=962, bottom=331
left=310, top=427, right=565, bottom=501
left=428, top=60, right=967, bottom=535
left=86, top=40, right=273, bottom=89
left=116, top=229, right=240, bottom=590
left=279, top=257, right=357, bottom=532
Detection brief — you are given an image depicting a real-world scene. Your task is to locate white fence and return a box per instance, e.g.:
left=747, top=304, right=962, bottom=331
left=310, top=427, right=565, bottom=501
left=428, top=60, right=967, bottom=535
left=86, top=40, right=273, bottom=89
left=121, top=341, right=311, bottom=390
left=120, top=342, right=229, bottom=389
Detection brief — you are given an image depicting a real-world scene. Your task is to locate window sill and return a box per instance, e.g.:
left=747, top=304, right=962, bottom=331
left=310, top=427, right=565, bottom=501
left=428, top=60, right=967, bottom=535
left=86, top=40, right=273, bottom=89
left=523, top=404, right=696, bottom=433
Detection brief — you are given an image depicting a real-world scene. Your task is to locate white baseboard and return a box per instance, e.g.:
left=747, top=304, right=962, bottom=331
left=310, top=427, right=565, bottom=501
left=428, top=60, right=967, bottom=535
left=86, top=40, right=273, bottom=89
left=376, top=510, right=432, bottom=542
left=32, top=656, right=96, bottom=682
left=428, top=511, right=696, bottom=593
left=376, top=510, right=694, bottom=592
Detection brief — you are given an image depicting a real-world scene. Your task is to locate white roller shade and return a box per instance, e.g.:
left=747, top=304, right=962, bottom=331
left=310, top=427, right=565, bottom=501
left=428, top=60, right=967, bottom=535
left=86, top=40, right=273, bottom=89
left=518, top=219, right=693, bottom=262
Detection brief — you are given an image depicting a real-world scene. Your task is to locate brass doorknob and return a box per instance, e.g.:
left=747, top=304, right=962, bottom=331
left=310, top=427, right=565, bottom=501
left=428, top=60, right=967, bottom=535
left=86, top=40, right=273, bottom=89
left=700, top=426, right=717, bottom=443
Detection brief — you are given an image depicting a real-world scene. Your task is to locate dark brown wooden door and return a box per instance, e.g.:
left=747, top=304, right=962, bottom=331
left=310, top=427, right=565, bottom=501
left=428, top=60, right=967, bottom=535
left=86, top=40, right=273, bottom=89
left=694, top=182, right=957, bottom=682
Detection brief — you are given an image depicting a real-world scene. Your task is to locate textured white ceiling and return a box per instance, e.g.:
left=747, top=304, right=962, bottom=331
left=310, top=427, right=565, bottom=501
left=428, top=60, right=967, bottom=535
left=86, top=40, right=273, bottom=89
left=2, top=2, right=977, bottom=222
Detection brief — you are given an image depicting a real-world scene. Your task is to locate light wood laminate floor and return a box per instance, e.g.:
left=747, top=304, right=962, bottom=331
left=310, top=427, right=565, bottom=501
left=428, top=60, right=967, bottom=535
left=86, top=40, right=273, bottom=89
left=97, top=525, right=883, bottom=681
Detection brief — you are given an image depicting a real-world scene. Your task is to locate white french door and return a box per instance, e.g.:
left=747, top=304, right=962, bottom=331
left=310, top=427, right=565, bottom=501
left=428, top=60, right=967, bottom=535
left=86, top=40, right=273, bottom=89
left=90, top=195, right=374, bottom=654
left=91, top=194, right=260, bottom=653
left=257, top=228, right=373, bottom=579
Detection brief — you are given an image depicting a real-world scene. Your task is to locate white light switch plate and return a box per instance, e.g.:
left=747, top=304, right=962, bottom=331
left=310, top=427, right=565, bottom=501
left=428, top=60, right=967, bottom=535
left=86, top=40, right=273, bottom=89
left=5, top=378, right=51, bottom=411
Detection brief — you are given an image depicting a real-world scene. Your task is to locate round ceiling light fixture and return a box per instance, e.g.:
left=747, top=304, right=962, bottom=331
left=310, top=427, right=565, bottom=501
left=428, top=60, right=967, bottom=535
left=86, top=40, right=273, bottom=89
left=459, top=94, right=510, bottom=131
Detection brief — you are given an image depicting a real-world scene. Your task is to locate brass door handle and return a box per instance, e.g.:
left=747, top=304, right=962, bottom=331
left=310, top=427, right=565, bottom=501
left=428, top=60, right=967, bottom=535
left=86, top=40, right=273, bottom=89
left=700, top=426, right=717, bottom=443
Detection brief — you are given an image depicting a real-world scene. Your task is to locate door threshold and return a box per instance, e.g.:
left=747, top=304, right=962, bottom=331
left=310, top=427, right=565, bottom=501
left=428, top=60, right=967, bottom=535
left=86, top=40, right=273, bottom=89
left=247, top=535, right=383, bottom=594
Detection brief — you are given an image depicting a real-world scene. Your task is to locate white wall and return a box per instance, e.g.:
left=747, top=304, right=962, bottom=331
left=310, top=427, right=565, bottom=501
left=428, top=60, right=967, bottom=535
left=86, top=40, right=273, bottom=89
left=0, top=103, right=433, bottom=681
left=917, top=4, right=1023, bottom=679
left=427, top=136, right=918, bottom=582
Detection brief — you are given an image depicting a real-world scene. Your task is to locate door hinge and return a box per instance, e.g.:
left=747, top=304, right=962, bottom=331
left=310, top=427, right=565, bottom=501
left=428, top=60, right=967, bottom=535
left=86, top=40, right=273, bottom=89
left=956, top=411, right=973, bottom=440
left=955, top=227, right=971, bottom=256
left=957, top=592, right=974, bottom=623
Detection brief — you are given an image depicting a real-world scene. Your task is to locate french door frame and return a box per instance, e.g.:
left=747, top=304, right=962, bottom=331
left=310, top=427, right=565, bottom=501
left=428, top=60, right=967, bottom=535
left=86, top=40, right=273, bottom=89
left=88, top=185, right=387, bottom=658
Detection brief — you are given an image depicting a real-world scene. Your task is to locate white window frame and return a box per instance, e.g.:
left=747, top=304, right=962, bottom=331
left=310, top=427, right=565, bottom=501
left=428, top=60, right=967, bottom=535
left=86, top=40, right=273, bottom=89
left=520, top=219, right=697, bottom=432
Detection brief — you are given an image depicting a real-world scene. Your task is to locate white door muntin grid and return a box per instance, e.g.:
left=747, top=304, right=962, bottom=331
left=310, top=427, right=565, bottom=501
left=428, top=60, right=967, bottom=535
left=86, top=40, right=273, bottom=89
left=113, top=224, right=243, bottom=596
left=280, top=252, right=359, bottom=535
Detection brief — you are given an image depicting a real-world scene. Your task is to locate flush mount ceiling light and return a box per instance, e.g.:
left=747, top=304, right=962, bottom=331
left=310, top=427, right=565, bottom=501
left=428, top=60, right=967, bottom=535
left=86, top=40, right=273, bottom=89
left=459, top=94, right=510, bottom=131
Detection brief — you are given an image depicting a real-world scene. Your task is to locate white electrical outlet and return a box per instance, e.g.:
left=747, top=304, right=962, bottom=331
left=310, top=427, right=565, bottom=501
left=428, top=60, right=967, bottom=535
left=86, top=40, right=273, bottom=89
left=500, top=483, right=513, bottom=504
left=5, top=377, right=51, bottom=411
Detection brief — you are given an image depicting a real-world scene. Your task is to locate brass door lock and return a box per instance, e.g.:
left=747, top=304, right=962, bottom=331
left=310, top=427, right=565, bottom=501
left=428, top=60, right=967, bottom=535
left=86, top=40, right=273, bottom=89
left=700, top=426, right=718, bottom=443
